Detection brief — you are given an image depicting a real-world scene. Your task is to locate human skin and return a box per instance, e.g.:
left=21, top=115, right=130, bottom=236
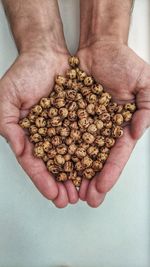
left=0, top=0, right=79, bottom=208
left=77, top=0, right=150, bottom=207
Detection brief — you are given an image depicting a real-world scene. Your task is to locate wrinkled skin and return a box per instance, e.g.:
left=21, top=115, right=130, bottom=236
left=77, top=41, right=150, bottom=207
left=0, top=48, right=79, bottom=208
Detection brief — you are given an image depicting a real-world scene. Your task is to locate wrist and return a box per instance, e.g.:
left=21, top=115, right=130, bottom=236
left=79, top=0, right=132, bottom=49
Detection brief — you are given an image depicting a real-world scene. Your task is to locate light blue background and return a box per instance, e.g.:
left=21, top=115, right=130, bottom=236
left=0, top=0, right=150, bottom=266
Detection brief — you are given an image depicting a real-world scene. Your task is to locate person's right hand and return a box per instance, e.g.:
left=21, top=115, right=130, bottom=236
left=0, top=47, right=79, bottom=208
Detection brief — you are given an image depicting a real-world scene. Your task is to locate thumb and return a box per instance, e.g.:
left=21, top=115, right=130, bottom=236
left=1, top=123, right=25, bottom=157
left=130, top=109, right=150, bottom=139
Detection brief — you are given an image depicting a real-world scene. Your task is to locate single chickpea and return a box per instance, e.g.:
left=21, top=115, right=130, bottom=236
left=64, top=161, right=73, bottom=172
left=58, top=107, right=68, bottom=118
left=113, top=114, right=124, bottom=125
left=35, top=117, right=46, bottom=128
left=124, top=103, right=136, bottom=112
left=55, top=98, right=65, bottom=108
left=73, top=177, right=82, bottom=187
left=68, top=110, right=77, bottom=121
left=38, top=127, right=47, bottom=136
left=104, top=121, right=113, bottom=129
left=48, top=107, right=58, bottom=118
left=97, top=152, right=108, bottom=162
left=41, top=110, right=49, bottom=119
left=95, top=105, right=107, bottom=115
left=47, top=149, right=57, bottom=159
left=72, top=155, right=80, bottom=163
left=94, top=119, right=104, bottom=130
left=68, top=101, right=78, bottom=111
left=31, top=105, right=43, bottom=115
left=66, top=69, right=77, bottom=79
left=82, top=132, right=95, bottom=144
left=47, top=127, right=56, bottom=137
left=112, top=126, right=124, bottom=138
left=68, top=143, right=77, bottom=155
left=84, top=76, right=94, bottom=86
left=28, top=112, right=37, bottom=123
left=42, top=140, right=52, bottom=152
left=29, top=125, right=38, bottom=134
left=100, top=112, right=111, bottom=122
left=78, top=118, right=91, bottom=129
left=86, top=93, right=97, bottom=104
left=51, top=136, right=62, bottom=146
left=105, top=137, right=115, bottom=148
left=77, top=70, right=87, bottom=81
left=75, top=93, right=83, bottom=101
left=101, top=128, right=111, bottom=137
left=87, top=146, right=99, bottom=158
left=75, top=161, right=83, bottom=171
left=54, top=84, right=63, bottom=93
left=81, top=86, right=91, bottom=96
left=56, top=144, right=68, bottom=155
left=91, top=84, right=103, bottom=94
left=63, top=119, right=70, bottom=127
left=83, top=168, right=95, bottom=180
left=30, top=133, right=42, bottom=143
left=92, top=160, right=103, bottom=171
left=68, top=170, right=77, bottom=180
left=55, top=75, right=66, bottom=86
left=59, top=127, right=70, bottom=137
left=64, top=154, right=71, bottom=161
left=81, top=155, right=93, bottom=168
left=57, top=172, right=68, bottom=182
left=68, top=56, right=80, bottom=68
left=66, top=90, right=77, bottom=101
left=86, top=103, right=95, bottom=115
left=77, top=109, right=88, bottom=119
left=107, top=103, right=118, bottom=113
left=116, top=104, right=123, bottom=113
left=19, top=118, right=30, bottom=128
left=51, top=116, right=62, bottom=127
left=75, top=147, right=87, bottom=159
left=78, top=99, right=87, bottom=109
left=70, top=129, right=81, bottom=140
left=100, top=147, right=110, bottom=154
left=122, top=110, right=132, bottom=122
left=34, top=146, right=45, bottom=158
left=70, top=121, right=79, bottom=130
left=87, top=124, right=97, bottom=135
left=65, top=137, right=73, bottom=146
left=95, top=136, right=105, bottom=147
left=40, top=98, right=51, bottom=108
left=54, top=154, right=65, bottom=165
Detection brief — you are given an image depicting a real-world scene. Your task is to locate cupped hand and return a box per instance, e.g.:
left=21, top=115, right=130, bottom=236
left=0, top=48, right=79, bottom=207
left=77, top=41, right=150, bottom=207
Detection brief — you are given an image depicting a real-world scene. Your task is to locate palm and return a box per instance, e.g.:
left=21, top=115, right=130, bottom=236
left=78, top=42, right=150, bottom=207
left=0, top=50, right=78, bottom=207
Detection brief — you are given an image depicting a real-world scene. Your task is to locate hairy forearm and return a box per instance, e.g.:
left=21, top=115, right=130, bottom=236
left=79, top=0, right=133, bottom=48
left=2, top=0, right=66, bottom=53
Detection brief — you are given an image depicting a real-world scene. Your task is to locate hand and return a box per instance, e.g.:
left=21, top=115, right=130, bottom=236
left=77, top=40, right=150, bottom=207
left=0, top=48, right=79, bottom=207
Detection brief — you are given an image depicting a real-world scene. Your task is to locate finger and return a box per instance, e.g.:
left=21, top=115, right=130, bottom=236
left=86, top=178, right=106, bottom=208
left=96, top=127, right=136, bottom=194
left=79, top=178, right=90, bottom=201
left=18, top=137, right=58, bottom=200
left=0, top=122, right=25, bottom=157
left=130, top=109, right=150, bottom=139
left=64, top=180, right=79, bottom=204
left=53, top=183, right=69, bottom=208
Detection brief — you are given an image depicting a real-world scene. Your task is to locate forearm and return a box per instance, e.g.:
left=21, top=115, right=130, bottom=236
left=2, top=0, right=66, bottom=53
left=79, top=0, right=133, bottom=48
